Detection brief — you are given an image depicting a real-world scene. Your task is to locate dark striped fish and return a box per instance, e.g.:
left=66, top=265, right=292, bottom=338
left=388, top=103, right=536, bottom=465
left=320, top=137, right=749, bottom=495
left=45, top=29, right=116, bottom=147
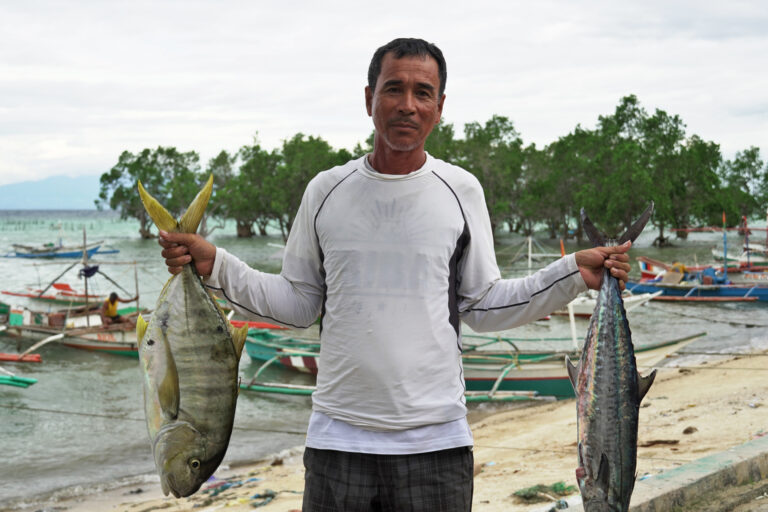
left=566, top=203, right=655, bottom=512
left=136, top=176, right=248, bottom=498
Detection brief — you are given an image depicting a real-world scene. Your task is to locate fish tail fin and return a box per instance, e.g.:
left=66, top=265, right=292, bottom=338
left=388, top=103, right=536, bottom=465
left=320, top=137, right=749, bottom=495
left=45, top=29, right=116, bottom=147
left=618, top=201, right=655, bottom=245
left=580, top=201, right=654, bottom=247
left=580, top=208, right=606, bottom=247
left=138, top=180, right=178, bottom=232
left=178, top=174, right=214, bottom=234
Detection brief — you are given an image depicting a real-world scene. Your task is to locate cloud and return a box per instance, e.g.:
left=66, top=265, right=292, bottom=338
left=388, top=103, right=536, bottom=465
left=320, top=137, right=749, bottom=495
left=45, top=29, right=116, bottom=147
left=0, top=1, right=765, bottom=186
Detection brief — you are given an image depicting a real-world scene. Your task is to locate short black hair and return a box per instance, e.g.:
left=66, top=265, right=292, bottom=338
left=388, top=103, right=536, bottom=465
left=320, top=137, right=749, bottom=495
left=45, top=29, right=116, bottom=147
left=368, top=38, right=447, bottom=97
left=109, top=292, right=118, bottom=301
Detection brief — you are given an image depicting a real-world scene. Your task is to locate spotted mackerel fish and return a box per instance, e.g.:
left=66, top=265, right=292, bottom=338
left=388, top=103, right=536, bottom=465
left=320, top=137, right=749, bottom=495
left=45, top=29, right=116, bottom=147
left=566, top=203, right=655, bottom=512
left=136, top=176, right=248, bottom=498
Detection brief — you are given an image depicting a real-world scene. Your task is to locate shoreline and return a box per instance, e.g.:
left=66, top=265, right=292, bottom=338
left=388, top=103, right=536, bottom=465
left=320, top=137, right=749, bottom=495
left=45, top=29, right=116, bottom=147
left=6, top=351, right=768, bottom=512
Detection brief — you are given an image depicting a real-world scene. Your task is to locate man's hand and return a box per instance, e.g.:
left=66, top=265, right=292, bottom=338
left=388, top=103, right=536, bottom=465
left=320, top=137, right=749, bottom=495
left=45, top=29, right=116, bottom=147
left=575, top=241, right=632, bottom=291
left=158, top=230, right=217, bottom=276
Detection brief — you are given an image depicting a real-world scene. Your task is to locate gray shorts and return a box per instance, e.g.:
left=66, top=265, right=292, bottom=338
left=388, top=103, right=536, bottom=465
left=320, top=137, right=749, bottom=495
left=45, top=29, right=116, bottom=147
left=302, top=446, right=474, bottom=512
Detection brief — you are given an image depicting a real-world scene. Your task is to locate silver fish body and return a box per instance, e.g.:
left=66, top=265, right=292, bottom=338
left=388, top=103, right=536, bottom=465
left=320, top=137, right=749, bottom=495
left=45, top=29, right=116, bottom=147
left=566, top=204, right=655, bottom=512
left=137, top=176, right=247, bottom=498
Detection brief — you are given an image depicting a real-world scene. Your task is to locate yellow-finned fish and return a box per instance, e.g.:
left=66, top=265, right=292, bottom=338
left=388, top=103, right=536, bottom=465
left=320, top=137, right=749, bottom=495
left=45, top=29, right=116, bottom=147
left=136, top=175, right=248, bottom=498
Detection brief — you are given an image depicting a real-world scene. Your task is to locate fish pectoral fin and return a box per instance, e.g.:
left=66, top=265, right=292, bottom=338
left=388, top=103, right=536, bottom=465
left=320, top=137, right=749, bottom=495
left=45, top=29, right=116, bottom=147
left=136, top=314, right=148, bottom=344
left=596, top=453, right=610, bottom=493
left=178, top=174, right=213, bottom=234
left=565, top=355, right=579, bottom=392
left=157, top=336, right=180, bottom=420
left=638, top=368, right=657, bottom=402
left=138, top=180, right=178, bottom=232
left=231, top=323, right=248, bottom=359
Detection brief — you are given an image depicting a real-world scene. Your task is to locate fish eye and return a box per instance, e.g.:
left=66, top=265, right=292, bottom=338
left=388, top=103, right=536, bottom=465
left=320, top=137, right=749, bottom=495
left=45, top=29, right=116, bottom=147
left=190, top=459, right=201, bottom=470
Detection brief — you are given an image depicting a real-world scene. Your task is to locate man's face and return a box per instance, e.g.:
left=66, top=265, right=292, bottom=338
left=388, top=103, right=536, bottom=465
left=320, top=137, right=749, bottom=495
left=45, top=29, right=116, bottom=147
left=365, top=53, right=445, bottom=153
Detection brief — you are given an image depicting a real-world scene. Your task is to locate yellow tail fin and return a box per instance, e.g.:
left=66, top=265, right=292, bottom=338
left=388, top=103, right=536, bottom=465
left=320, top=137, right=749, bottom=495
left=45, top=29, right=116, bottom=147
left=137, top=174, right=213, bottom=234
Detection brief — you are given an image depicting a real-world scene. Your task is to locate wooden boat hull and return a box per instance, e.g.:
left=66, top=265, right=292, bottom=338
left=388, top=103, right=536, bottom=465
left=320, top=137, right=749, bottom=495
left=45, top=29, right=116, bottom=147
left=2, top=283, right=104, bottom=306
left=4, top=306, right=139, bottom=357
left=8, top=246, right=102, bottom=259
left=245, top=330, right=704, bottom=399
left=552, top=291, right=660, bottom=317
left=462, top=333, right=702, bottom=399
left=627, top=280, right=768, bottom=302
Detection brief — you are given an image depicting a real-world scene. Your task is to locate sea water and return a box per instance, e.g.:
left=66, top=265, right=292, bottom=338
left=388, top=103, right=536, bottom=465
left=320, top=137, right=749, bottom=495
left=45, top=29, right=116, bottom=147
left=0, top=210, right=767, bottom=508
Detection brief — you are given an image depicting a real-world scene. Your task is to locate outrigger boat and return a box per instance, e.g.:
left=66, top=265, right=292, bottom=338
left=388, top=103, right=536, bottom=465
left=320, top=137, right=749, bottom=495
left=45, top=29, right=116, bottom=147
left=2, top=282, right=105, bottom=306
left=3, top=304, right=142, bottom=357
left=0, top=366, right=37, bottom=388
left=5, top=241, right=107, bottom=259
left=243, top=329, right=705, bottom=400
left=552, top=289, right=661, bottom=318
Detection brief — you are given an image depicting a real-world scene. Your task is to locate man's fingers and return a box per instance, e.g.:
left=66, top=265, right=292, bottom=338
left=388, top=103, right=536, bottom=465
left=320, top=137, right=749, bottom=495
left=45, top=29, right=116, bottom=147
left=165, top=254, right=192, bottom=268
left=161, top=245, right=189, bottom=260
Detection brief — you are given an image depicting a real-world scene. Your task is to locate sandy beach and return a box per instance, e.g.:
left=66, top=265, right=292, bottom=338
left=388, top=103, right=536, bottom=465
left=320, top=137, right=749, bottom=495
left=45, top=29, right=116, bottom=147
left=16, top=350, right=768, bottom=512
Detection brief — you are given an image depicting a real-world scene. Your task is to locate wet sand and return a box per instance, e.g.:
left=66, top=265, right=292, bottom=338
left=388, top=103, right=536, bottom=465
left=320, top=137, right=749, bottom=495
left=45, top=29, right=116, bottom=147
left=19, top=351, right=768, bottom=512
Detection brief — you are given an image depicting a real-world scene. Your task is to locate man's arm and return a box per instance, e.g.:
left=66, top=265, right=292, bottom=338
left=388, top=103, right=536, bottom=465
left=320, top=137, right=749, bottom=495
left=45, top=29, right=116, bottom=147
left=452, top=173, right=630, bottom=333
left=156, top=179, right=326, bottom=329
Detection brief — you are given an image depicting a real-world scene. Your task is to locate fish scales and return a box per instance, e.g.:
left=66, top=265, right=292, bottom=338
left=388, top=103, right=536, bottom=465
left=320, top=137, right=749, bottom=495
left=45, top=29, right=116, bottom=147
left=136, top=176, right=248, bottom=498
left=577, top=268, right=638, bottom=509
left=567, top=203, right=655, bottom=512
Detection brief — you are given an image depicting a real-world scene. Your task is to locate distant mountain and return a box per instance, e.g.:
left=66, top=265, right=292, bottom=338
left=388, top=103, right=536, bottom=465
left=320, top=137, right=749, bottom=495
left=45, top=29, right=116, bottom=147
left=0, top=175, right=102, bottom=210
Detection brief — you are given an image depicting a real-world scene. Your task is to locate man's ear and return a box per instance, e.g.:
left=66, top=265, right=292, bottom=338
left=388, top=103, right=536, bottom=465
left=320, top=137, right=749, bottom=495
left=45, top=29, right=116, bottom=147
left=436, top=94, right=446, bottom=125
left=365, top=86, right=373, bottom=116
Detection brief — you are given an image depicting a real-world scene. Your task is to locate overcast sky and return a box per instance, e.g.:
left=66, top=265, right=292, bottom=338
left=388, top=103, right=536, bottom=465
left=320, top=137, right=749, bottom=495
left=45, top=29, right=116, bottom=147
left=1, top=1, right=766, bottom=187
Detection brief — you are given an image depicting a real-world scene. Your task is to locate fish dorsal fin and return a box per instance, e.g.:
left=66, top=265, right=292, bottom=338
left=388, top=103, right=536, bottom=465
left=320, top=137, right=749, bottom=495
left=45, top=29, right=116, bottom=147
left=179, top=174, right=213, bottom=234
left=565, top=355, right=580, bottom=393
left=580, top=208, right=606, bottom=247
left=638, top=368, right=657, bottom=402
left=596, top=453, right=610, bottom=493
left=136, top=314, right=148, bottom=345
left=138, top=180, right=178, bottom=232
left=157, top=335, right=180, bottom=420
left=619, top=202, right=655, bottom=245
left=231, top=323, right=248, bottom=359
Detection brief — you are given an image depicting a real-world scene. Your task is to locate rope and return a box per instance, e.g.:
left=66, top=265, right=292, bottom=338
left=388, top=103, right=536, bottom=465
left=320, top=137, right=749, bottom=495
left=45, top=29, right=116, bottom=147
left=474, top=443, right=693, bottom=464
left=0, top=404, right=306, bottom=435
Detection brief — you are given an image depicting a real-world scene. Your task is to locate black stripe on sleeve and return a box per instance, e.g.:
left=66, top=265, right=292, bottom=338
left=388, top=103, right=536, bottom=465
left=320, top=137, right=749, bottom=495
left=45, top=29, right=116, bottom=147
left=466, top=269, right=581, bottom=313
left=204, top=284, right=315, bottom=329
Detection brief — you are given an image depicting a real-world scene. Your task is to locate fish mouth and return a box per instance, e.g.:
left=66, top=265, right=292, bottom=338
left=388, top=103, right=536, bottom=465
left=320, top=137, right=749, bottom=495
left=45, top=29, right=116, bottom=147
left=163, top=473, right=181, bottom=498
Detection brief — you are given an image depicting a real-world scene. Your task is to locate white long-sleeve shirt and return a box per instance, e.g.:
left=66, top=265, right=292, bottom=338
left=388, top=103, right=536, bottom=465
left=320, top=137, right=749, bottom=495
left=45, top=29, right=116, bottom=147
left=206, top=154, right=586, bottom=435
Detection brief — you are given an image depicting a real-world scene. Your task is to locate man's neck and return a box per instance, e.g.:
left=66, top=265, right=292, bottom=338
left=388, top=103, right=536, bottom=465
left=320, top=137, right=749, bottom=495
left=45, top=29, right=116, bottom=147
left=367, top=146, right=427, bottom=175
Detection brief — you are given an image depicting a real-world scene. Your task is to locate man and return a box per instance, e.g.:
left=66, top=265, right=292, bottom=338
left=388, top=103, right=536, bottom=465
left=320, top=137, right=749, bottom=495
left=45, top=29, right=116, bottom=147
left=100, top=292, right=138, bottom=327
left=158, top=38, right=632, bottom=511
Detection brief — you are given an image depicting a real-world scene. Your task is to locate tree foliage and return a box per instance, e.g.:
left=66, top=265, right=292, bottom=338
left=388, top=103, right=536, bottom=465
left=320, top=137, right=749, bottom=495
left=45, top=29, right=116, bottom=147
left=98, top=96, right=767, bottom=246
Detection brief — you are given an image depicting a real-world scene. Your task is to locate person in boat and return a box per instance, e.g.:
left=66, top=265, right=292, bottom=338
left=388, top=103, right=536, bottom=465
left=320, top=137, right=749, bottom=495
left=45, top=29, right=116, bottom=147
left=157, top=38, right=632, bottom=512
left=100, top=292, right=138, bottom=327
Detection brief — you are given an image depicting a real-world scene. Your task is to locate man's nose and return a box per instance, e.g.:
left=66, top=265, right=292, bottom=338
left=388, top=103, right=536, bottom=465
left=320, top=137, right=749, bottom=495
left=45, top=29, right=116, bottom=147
left=397, top=91, right=416, bottom=114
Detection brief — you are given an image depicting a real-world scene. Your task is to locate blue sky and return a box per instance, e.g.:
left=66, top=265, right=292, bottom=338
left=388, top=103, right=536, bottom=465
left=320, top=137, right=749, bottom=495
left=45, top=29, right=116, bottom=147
left=1, top=1, right=766, bottom=187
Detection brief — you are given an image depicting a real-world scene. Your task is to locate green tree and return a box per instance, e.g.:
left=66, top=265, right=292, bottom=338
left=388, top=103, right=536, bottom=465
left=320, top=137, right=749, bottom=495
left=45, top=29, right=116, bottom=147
left=202, top=150, right=237, bottom=237
left=228, top=141, right=281, bottom=237
left=271, top=134, right=352, bottom=240
left=456, top=115, right=524, bottom=233
left=96, top=147, right=201, bottom=238
left=719, top=147, right=765, bottom=220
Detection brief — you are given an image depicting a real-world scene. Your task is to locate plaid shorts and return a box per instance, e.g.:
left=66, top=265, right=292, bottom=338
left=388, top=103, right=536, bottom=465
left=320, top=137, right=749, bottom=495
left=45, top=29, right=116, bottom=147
left=302, top=446, right=474, bottom=512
